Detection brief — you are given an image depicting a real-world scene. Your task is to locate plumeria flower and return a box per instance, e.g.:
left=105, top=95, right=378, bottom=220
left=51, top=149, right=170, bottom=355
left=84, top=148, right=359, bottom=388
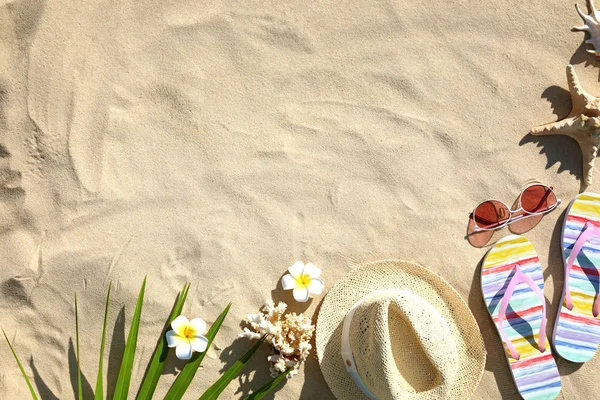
left=166, top=315, right=209, bottom=360
left=281, top=261, right=325, bottom=302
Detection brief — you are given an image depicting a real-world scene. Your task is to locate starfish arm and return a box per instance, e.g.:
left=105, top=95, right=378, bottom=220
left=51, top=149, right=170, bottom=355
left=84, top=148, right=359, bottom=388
left=581, top=139, right=599, bottom=187
left=567, top=65, right=595, bottom=112
left=574, top=24, right=591, bottom=31
left=577, top=2, right=593, bottom=23
left=530, top=116, right=581, bottom=136
left=590, top=0, right=600, bottom=19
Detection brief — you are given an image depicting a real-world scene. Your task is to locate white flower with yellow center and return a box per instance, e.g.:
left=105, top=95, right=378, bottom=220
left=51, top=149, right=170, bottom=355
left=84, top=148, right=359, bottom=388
left=281, top=261, right=325, bottom=303
left=166, top=315, right=209, bottom=360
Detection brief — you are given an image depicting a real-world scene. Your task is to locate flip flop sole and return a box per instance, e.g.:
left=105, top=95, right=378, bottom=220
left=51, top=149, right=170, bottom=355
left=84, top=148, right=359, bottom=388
left=554, top=192, right=600, bottom=363
left=482, top=234, right=561, bottom=400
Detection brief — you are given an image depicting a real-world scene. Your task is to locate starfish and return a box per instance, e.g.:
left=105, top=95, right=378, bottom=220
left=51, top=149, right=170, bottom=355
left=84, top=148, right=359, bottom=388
left=531, top=64, right=600, bottom=189
left=574, top=0, right=600, bottom=59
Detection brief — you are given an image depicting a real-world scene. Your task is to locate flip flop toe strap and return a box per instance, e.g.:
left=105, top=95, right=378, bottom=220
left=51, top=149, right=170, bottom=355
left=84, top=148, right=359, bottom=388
left=497, top=264, right=547, bottom=360
left=565, top=222, right=600, bottom=317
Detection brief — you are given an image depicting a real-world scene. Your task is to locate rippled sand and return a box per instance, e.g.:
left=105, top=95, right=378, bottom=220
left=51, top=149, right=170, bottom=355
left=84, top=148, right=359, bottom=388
left=0, top=0, right=597, bottom=398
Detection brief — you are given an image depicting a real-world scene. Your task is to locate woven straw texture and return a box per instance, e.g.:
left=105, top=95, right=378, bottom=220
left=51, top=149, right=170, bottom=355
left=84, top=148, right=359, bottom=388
left=349, top=291, right=460, bottom=399
left=316, top=260, right=486, bottom=400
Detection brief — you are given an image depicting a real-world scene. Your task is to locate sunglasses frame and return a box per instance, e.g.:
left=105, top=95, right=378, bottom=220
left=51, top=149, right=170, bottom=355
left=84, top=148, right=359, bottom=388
left=470, top=184, right=561, bottom=232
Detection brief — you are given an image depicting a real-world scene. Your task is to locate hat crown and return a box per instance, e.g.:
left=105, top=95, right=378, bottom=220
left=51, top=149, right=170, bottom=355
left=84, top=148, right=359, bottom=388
left=348, top=290, right=460, bottom=399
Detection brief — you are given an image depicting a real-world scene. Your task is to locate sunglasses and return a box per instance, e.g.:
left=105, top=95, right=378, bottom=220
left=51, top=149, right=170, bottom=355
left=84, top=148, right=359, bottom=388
left=470, top=184, right=561, bottom=231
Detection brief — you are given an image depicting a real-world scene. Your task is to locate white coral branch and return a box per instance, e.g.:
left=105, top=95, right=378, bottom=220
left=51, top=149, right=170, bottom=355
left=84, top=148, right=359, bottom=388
left=239, top=300, right=315, bottom=379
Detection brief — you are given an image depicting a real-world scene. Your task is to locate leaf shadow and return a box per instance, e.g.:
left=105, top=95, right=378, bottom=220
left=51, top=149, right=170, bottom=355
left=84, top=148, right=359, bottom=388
left=68, top=338, right=94, bottom=399
left=29, top=357, right=59, bottom=400
left=217, top=336, right=275, bottom=398
left=107, top=306, right=126, bottom=399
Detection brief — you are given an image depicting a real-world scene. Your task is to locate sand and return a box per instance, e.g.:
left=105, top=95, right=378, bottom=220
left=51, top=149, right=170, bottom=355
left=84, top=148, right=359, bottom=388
left=0, top=0, right=598, bottom=398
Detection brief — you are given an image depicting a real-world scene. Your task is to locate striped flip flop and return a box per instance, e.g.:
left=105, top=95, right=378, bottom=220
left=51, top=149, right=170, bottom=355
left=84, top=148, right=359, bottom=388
left=554, top=192, right=600, bottom=362
left=482, top=235, right=561, bottom=400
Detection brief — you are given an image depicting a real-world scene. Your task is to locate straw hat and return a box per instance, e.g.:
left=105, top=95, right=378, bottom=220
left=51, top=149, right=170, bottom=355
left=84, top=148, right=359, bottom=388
left=316, top=260, right=485, bottom=400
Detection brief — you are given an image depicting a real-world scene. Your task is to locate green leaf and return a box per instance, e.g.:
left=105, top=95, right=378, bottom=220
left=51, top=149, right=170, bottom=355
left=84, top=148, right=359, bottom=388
left=243, top=368, right=291, bottom=400
left=113, top=277, right=147, bottom=400
left=164, top=303, right=232, bottom=400
left=199, top=335, right=267, bottom=400
left=75, top=293, right=83, bottom=400
left=2, top=329, right=39, bottom=400
left=136, top=282, right=191, bottom=400
left=95, top=282, right=112, bottom=400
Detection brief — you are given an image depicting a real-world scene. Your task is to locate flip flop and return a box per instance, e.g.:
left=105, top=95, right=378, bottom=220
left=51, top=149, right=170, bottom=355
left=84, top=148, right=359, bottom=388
left=554, top=192, right=600, bottom=362
left=482, top=234, right=561, bottom=400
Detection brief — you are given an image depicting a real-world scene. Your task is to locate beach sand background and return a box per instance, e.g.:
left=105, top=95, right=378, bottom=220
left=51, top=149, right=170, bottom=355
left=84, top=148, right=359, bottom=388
left=0, top=0, right=598, bottom=398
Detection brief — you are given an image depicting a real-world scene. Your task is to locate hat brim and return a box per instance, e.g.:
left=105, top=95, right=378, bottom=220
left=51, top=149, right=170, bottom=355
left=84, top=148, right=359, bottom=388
left=316, top=260, right=486, bottom=400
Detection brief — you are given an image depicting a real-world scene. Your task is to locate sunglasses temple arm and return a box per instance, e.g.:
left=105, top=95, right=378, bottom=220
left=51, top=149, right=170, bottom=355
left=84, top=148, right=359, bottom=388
left=507, top=202, right=561, bottom=224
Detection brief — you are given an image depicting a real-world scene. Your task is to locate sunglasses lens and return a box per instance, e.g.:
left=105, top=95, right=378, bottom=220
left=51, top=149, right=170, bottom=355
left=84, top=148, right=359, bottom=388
left=521, top=185, right=557, bottom=214
left=473, top=200, right=510, bottom=229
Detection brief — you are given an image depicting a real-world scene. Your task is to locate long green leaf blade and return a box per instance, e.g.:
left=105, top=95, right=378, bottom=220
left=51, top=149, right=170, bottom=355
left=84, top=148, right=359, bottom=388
left=2, top=329, right=39, bottom=400
left=136, top=282, right=191, bottom=400
left=75, top=293, right=83, bottom=400
left=95, top=282, right=112, bottom=400
left=164, top=303, right=232, bottom=400
left=243, top=368, right=291, bottom=400
left=113, top=277, right=147, bottom=400
left=199, top=335, right=267, bottom=400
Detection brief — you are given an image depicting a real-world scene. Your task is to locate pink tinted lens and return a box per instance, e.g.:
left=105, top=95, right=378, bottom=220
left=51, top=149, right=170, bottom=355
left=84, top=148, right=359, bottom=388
left=521, top=185, right=557, bottom=214
left=473, top=200, right=510, bottom=229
